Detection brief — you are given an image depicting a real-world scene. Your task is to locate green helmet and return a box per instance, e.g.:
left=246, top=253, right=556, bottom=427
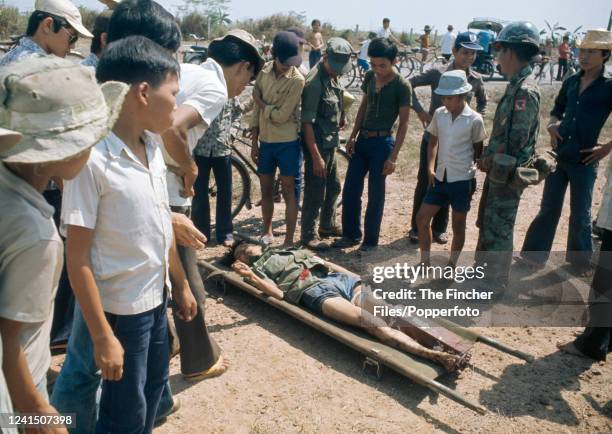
left=496, top=21, right=540, bottom=48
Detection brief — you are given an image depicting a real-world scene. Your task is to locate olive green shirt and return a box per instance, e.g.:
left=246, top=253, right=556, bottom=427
left=249, top=61, right=305, bottom=143
left=361, top=70, right=412, bottom=131
left=301, top=64, right=344, bottom=150
left=484, top=65, right=540, bottom=166
left=251, top=248, right=330, bottom=304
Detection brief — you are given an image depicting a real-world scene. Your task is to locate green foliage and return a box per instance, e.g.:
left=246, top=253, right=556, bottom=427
left=180, top=11, right=208, bottom=37
left=78, top=6, right=99, bottom=32
left=233, top=13, right=307, bottom=42
left=0, top=2, right=27, bottom=38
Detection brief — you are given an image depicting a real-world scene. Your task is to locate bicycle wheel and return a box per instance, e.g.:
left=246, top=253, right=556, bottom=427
left=334, top=146, right=350, bottom=208
left=430, top=56, right=446, bottom=70
left=339, top=61, right=357, bottom=89
left=206, top=155, right=251, bottom=221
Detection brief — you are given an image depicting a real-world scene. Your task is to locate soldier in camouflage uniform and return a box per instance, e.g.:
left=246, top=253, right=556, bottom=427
left=300, top=38, right=353, bottom=250
left=475, top=21, right=542, bottom=285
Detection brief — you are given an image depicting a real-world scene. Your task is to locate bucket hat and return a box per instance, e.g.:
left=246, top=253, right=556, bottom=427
left=325, top=37, right=353, bottom=75
left=35, top=0, right=93, bottom=38
left=0, top=56, right=128, bottom=163
left=434, top=70, right=472, bottom=96
left=579, top=29, right=612, bottom=50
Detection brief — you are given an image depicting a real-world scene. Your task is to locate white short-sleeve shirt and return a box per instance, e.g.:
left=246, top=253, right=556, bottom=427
left=427, top=105, right=487, bottom=182
left=61, top=132, right=174, bottom=315
left=359, top=39, right=371, bottom=61
left=164, top=59, right=228, bottom=206
left=441, top=31, right=457, bottom=55
left=0, top=163, right=62, bottom=386
left=377, top=27, right=392, bottom=38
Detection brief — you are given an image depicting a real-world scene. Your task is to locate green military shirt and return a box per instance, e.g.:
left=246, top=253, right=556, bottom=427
left=361, top=70, right=412, bottom=131
left=301, top=64, right=344, bottom=150
left=251, top=248, right=331, bottom=304
left=484, top=65, right=540, bottom=166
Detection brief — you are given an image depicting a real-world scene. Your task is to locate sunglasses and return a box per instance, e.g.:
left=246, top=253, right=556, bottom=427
left=61, top=26, right=78, bottom=45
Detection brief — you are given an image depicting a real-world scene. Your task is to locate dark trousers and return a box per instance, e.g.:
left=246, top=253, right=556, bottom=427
left=341, top=135, right=393, bottom=246
left=96, top=301, right=169, bottom=434
left=521, top=161, right=597, bottom=267
left=170, top=206, right=220, bottom=375
left=410, top=131, right=449, bottom=235
left=192, top=155, right=233, bottom=243
left=309, top=50, right=321, bottom=68
left=44, top=188, right=74, bottom=346
left=573, top=229, right=612, bottom=361
left=301, top=147, right=341, bottom=241
left=556, top=58, right=568, bottom=80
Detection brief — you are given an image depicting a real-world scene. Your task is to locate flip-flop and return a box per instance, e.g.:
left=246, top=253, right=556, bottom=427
left=182, top=355, right=229, bottom=382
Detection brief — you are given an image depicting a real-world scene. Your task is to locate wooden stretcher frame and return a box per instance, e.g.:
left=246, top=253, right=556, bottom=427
left=199, top=259, right=534, bottom=415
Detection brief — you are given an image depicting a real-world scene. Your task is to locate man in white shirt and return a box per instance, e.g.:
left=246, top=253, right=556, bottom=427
left=377, top=17, right=402, bottom=46
left=416, top=70, right=487, bottom=266
left=440, top=25, right=457, bottom=61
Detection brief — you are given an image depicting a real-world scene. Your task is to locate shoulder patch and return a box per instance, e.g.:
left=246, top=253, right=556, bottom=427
left=514, top=98, right=527, bottom=111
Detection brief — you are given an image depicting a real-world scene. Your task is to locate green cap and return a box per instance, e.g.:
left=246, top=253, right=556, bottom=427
left=325, top=37, right=353, bottom=75
left=495, top=21, right=540, bottom=49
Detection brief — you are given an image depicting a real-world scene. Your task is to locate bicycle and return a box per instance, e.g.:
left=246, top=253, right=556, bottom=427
left=182, top=33, right=208, bottom=64
left=339, top=52, right=367, bottom=89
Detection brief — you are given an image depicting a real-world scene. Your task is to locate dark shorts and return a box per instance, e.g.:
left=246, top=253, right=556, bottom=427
left=299, top=273, right=361, bottom=314
left=423, top=178, right=475, bottom=213
left=258, top=140, right=301, bottom=177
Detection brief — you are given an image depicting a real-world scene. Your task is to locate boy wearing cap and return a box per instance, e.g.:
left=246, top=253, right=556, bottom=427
left=408, top=31, right=487, bottom=246
left=300, top=37, right=352, bottom=250
left=416, top=70, right=487, bottom=266
left=0, top=0, right=92, bottom=67
left=250, top=31, right=306, bottom=247
left=60, top=37, right=196, bottom=433
left=0, top=56, right=126, bottom=431
left=519, top=30, right=612, bottom=274
left=334, top=37, right=412, bottom=251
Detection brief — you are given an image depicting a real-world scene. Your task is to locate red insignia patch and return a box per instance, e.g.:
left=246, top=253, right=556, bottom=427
left=299, top=268, right=310, bottom=280
left=515, top=98, right=527, bottom=111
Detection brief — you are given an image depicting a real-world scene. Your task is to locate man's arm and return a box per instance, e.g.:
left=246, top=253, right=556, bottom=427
left=474, top=79, right=488, bottom=115
left=161, top=105, right=204, bottom=198
left=168, top=236, right=197, bottom=322
left=172, top=212, right=206, bottom=249
left=383, top=106, right=411, bottom=175
left=507, top=89, right=540, bottom=158
left=301, top=80, right=325, bottom=177
left=409, top=69, right=438, bottom=125
left=346, top=95, right=368, bottom=155
left=426, top=134, right=439, bottom=186
left=261, top=79, right=305, bottom=124
left=231, top=261, right=284, bottom=299
left=548, top=78, right=569, bottom=149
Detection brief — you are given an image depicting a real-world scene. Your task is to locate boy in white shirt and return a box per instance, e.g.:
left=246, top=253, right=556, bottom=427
left=416, top=70, right=487, bottom=266
left=61, top=37, right=196, bottom=433
left=358, top=32, right=377, bottom=72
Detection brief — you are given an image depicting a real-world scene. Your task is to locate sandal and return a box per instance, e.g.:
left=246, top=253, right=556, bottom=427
left=182, top=355, right=230, bottom=382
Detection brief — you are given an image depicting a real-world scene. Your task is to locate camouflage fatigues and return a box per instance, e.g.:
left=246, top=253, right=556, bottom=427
left=300, top=64, right=344, bottom=241
left=194, top=99, right=241, bottom=158
left=476, top=65, right=540, bottom=281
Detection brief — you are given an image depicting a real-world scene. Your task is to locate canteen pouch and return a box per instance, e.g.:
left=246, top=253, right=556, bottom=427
left=509, top=167, right=540, bottom=191
left=489, top=153, right=517, bottom=184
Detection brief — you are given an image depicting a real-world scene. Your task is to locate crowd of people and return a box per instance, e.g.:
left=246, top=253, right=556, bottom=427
left=0, top=0, right=610, bottom=432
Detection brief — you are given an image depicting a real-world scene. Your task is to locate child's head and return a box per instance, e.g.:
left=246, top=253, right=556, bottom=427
left=367, top=37, right=398, bottom=78
left=440, top=94, right=467, bottom=112
left=96, top=36, right=180, bottom=134
left=209, top=30, right=265, bottom=97
left=0, top=56, right=127, bottom=180
left=382, top=18, right=390, bottom=29
left=232, top=242, right=263, bottom=265
left=311, top=19, right=321, bottom=31
left=434, top=70, right=471, bottom=113
left=107, top=0, right=182, bottom=53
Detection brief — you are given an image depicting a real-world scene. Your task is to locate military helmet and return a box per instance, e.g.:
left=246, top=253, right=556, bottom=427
left=496, top=21, right=540, bottom=48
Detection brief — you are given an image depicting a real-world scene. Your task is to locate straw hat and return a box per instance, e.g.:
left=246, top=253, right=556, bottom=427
left=579, top=29, right=612, bottom=50
left=0, top=56, right=128, bottom=164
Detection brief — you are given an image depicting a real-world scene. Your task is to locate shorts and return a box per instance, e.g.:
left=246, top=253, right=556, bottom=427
left=357, top=58, right=370, bottom=71
left=300, top=273, right=361, bottom=314
left=257, top=140, right=301, bottom=178
left=423, top=178, right=476, bottom=213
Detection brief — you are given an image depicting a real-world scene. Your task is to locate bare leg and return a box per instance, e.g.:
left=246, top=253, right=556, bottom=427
left=259, top=174, right=275, bottom=238
left=280, top=175, right=298, bottom=246
left=449, top=211, right=467, bottom=266
left=320, top=296, right=461, bottom=372
left=416, top=203, right=441, bottom=265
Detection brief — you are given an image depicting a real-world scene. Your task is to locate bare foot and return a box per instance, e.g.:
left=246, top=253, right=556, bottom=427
left=183, top=355, right=230, bottom=381
left=557, top=341, right=589, bottom=358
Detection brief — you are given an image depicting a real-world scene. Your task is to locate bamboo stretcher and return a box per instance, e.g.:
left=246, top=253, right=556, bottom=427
left=199, top=258, right=534, bottom=415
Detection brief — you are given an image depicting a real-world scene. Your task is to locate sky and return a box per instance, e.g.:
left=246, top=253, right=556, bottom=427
left=7, top=0, right=612, bottom=37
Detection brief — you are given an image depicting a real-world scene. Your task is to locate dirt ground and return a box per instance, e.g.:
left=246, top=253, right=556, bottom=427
left=145, top=82, right=612, bottom=433
left=49, top=79, right=611, bottom=433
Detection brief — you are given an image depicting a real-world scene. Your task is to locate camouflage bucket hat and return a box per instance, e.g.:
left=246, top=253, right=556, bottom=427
left=0, top=56, right=128, bottom=164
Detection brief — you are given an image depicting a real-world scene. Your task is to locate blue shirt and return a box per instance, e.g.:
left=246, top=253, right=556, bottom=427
left=0, top=37, right=46, bottom=67
left=477, top=31, right=493, bottom=53
left=81, top=52, right=99, bottom=68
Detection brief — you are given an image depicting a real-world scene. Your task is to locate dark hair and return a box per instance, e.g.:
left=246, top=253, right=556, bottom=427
left=367, top=37, right=398, bottom=61
left=368, top=32, right=377, bottom=39
left=499, top=42, right=538, bottom=62
left=26, top=11, right=65, bottom=37
left=383, top=18, right=390, bottom=24
left=96, top=35, right=179, bottom=87
left=107, top=0, right=182, bottom=52
left=311, top=19, right=320, bottom=26
left=603, top=50, right=611, bottom=62
left=209, top=37, right=261, bottom=74
left=90, top=12, right=112, bottom=55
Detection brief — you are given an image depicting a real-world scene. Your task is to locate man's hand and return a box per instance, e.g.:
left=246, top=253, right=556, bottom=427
left=93, top=334, right=124, bottom=381
left=339, top=113, right=347, bottom=130
left=29, top=403, right=69, bottom=433
left=382, top=159, right=396, bottom=176
left=313, top=155, right=326, bottom=178
left=547, top=121, right=563, bottom=149
left=417, top=111, right=432, bottom=129
left=346, top=137, right=356, bottom=156
left=172, top=213, right=206, bottom=249
left=180, top=160, right=198, bottom=198
left=477, top=155, right=492, bottom=172
left=232, top=261, right=255, bottom=279
left=427, top=169, right=436, bottom=187
left=581, top=143, right=612, bottom=165
left=172, top=283, right=197, bottom=322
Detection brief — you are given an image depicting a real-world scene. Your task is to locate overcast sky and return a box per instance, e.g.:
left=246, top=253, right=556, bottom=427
left=8, top=0, right=611, bottom=36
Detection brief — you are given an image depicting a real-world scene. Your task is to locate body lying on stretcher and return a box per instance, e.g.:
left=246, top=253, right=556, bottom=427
left=231, top=243, right=471, bottom=372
